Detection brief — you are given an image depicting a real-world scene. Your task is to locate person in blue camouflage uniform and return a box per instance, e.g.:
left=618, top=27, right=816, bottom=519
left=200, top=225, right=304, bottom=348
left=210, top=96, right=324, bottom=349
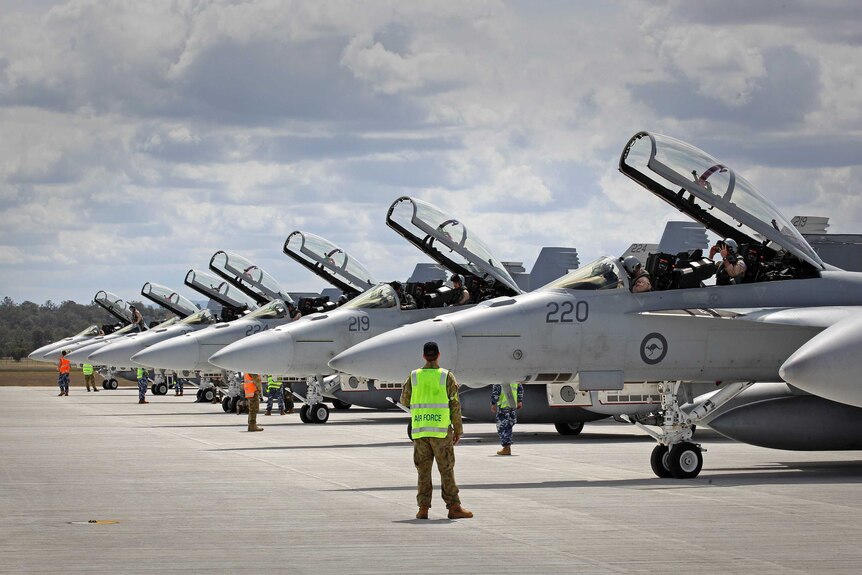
left=136, top=367, right=149, bottom=404
left=491, top=383, right=524, bottom=455
left=264, top=375, right=286, bottom=416
left=173, top=374, right=184, bottom=396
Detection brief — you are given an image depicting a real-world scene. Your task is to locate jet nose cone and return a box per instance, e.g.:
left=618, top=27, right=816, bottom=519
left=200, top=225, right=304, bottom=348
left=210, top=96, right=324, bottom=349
left=132, top=334, right=202, bottom=370
left=90, top=339, right=141, bottom=366
left=780, top=313, right=862, bottom=409
left=210, top=331, right=295, bottom=374
left=65, top=345, right=97, bottom=364
left=329, top=319, right=457, bottom=382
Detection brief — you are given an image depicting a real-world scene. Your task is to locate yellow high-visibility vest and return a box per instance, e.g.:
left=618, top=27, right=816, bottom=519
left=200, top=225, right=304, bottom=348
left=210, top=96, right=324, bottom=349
left=266, top=376, right=282, bottom=391
left=409, top=368, right=451, bottom=439
left=82, top=364, right=94, bottom=376
left=497, top=383, right=520, bottom=409
left=136, top=368, right=145, bottom=379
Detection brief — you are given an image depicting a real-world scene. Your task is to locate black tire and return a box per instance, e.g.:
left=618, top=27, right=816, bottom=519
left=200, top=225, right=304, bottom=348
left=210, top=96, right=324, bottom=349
left=667, top=442, right=703, bottom=479
left=554, top=421, right=585, bottom=436
left=101, top=381, right=108, bottom=389
left=107, top=379, right=118, bottom=390
left=650, top=444, right=673, bottom=478
left=202, top=388, right=215, bottom=403
left=299, top=404, right=311, bottom=423
left=196, top=389, right=203, bottom=402
left=222, top=395, right=232, bottom=412
left=229, top=396, right=239, bottom=413
left=331, top=399, right=352, bottom=410
left=156, top=382, right=168, bottom=396
left=310, top=404, right=329, bottom=424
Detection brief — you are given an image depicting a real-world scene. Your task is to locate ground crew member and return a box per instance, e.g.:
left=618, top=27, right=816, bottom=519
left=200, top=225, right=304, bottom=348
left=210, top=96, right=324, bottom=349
left=82, top=363, right=99, bottom=392
left=174, top=375, right=183, bottom=396
left=244, top=373, right=264, bottom=432
left=264, top=375, right=286, bottom=416
left=57, top=351, right=71, bottom=396
left=401, top=341, right=472, bottom=520
left=130, top=305, right=145, bottom=332
left=137, top=367, right=149, bottom=404
left=491, top=383, right=524, bottom=455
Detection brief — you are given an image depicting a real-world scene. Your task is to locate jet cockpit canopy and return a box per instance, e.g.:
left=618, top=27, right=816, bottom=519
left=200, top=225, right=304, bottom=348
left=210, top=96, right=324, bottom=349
left=386, top=196, right=522, bottom=296
left=283, top=231, right=376, bottom=297
left=77, top=325, right=102, bottom=337
left=209, top=250, right=293, bottom=306
left=245, top=299, right=287, bottom=320
left=178, top=308, right=217, bottom=326
left=184, top=269, right=259, bottom=312
left=619, top=132, right=824, bottom=272
left=93, top=290, right=133, bottom=325
left=540, top=257, right=626, bottom=292
left=140, top=282, right=199, bottom=319
left=341, top=283, right=398, bottom=310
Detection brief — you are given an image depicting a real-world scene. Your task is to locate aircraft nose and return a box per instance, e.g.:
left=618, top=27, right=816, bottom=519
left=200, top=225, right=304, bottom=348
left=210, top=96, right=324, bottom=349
left=132, top=334, right=202, bottom=370
left=779, top=313, right=862, bottom=409
left=89, top=339, right=142, bottom=366
left=329, top=319, right=457, bottom=382
left=64, top=345, right=98, bottom=364
left=210, top=330, right=295, bottom=375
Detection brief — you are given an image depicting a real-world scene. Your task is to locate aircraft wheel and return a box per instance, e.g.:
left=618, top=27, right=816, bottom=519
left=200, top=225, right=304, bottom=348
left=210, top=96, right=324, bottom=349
left=331, top=399, right=351, bottom=410
left=229, top=397, right=239, bottom=413
left=202, top=388, right=215, bottom=403
left=650, top=445, right=673, bottom=478
left=299, top=404, right=311, bottom=423
left=107, top=379, right=118, bottom=390
left=195, top=389, right=203, bottom=402
left=310, top=404, right=329, bottom=424
left=155, top=382, right=168, bottom=396
left=554, top=421, right=584, bottom=436
left=667, top=442, right=703, bottom=479
left=222, top=396, right=232, bottom=412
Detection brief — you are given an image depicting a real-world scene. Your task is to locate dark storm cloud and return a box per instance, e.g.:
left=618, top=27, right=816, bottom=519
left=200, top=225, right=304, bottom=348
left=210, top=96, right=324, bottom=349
left=632, top=47, right=819, bottom=129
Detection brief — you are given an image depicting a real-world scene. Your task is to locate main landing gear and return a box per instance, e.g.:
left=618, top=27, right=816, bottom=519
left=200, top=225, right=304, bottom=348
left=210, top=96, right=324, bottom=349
left=627, top=380, right=753, bottom=479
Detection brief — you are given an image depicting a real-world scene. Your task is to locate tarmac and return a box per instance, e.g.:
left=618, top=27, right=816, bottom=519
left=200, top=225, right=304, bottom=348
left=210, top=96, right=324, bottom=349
left=2, top=386, right=861, bottom=574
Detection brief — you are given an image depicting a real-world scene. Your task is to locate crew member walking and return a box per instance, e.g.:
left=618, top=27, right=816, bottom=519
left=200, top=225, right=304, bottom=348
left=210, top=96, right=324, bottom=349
left=137, top=367, right=149, bottom=404
left=491, top=383, right=523, bottom=455
left=57, top=350, right=71, bottom=396
left=244, top=373, right=264, bottom=432
left=401, top=341, right=472, bottom=520
left=264, top=375, right=286, bottom=416
left=82, top=363, right=99, bottom=392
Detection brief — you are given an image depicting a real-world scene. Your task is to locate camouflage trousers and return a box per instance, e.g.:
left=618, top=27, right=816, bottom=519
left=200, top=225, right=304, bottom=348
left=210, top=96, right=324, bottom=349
left=413, top=432, right=460, bottom=508
left=496, top=408, right=517, bottom=446
left=174, top=378, right=183, bottom=393
left=58, top=373, right=69, bottom=393
left=266, top=387, right=284, bottom=412
left=84, top=374, right=96, bottom=390
left=138, top=378, right=148, bottom=400
left=247, top=392, right=260, bottom=428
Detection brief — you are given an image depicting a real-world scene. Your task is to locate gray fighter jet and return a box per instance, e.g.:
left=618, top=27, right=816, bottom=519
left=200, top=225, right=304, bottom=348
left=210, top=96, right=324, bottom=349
left=329, top=131, right=862, bottom=479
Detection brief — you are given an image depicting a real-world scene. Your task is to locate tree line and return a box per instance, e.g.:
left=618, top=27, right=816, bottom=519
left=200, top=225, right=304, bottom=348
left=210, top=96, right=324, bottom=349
left=0, top=297, right=171, bottom=360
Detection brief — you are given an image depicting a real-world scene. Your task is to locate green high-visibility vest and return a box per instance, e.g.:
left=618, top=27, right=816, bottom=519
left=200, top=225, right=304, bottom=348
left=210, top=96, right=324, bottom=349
left=136, top=368, right=145, bottom=379
left=497, top=383, right=519, bottom=409
left=82, top=364, right=94, bottom=375
left=409, top=368, right=451, bottom=439
left=266, top=376, right=282, bottom=391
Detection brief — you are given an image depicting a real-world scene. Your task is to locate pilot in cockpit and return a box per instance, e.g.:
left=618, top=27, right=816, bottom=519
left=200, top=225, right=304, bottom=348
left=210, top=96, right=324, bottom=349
left=622, top=256, right=652, bottom=293
left=709, top=238, right=747, bottom=285
left=390, top=282, right=416, bottom=310
left=447, top=274, right=472, bottom=306
left=287, top=301, right=302, bottom=322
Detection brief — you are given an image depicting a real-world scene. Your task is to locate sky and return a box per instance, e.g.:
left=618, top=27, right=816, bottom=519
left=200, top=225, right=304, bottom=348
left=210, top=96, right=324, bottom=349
left=1, top=0, right=861, bottom=305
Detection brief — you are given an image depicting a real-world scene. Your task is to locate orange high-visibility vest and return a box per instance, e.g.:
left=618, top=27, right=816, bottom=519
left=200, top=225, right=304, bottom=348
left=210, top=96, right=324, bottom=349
left=243, top=374, right=257, bottom=398
left=58, top=357, right=71, bottom=374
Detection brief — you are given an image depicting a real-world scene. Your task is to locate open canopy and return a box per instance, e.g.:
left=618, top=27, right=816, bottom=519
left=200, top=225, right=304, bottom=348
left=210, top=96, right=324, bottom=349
left=184, top=269, right=259, bottom=312
left=140, top=282, right=199, bottom=319
left=93, top=291, right=133, bottom=324
left=283, top=231, right=375, bottom=297
left=209, top=250, right=293, bottom=306
left=619, top=132, right=824, bottom=270
left=386, top=196, right=521, bottom=295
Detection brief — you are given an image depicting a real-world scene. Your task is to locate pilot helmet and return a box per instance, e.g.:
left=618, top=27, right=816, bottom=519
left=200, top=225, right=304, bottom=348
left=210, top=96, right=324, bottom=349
left=450, top=274, right=463, bottom=285
left=621, top=256, right=641, bottom=275
left=722, top=238, right=739, bottom=254
left=389, top=281, right=402, bottom=292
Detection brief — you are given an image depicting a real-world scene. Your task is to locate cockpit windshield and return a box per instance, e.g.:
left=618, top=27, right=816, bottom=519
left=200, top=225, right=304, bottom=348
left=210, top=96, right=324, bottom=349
left=386, top=197, right=522, bottom=295
left=179, top=308, right=216, bottom=326
left=184, top=269, right=259, bottom=311
left=76, top=325, right=101, bottom=337
left=141, top=282, right=199, bottom=318
left=210, top=250, right=293, bottom=304
left=540, top=257, right=625, bottom=291
left=342, top=283, right=398, bottom=310
left=93, top=290, right=133, bottom=324
left=283, top=231, right=376, bottom=296
left=619, top=132, right=823, bottom=269
left=246, top=300, right=287, bottom=320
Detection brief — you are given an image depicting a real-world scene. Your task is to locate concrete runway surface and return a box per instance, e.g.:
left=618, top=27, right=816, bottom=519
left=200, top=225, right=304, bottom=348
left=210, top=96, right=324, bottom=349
left=1, top=386, right=861, bottom=574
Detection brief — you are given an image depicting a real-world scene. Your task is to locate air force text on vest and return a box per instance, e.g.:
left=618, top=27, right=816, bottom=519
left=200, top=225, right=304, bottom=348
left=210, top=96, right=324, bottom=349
left=414, top=413, right=443, bottom=423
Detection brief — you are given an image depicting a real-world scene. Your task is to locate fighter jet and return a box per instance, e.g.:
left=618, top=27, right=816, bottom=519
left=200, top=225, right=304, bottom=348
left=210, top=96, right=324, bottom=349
left=329, top=131, right=862, bottom=479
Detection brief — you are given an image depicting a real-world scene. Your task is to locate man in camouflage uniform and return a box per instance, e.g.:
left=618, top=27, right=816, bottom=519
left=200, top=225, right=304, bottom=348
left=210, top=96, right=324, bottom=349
left=264, top=375, right=286, bottom=416
left=82, top=363, right=99, bottom=392
left=246, top=373, right=264, bottom=432
left=491, top=383, right=524, bottom=455
left=401, top=341, right=473, bottom=520
left=136, top=367, right=149, bottom=404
